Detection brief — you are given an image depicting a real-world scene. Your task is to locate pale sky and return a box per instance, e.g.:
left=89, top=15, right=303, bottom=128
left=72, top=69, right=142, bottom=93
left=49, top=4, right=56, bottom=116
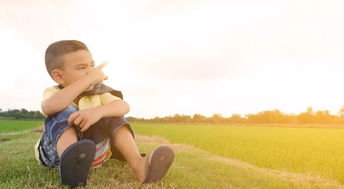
left=1, top=0, right=344, bottom=118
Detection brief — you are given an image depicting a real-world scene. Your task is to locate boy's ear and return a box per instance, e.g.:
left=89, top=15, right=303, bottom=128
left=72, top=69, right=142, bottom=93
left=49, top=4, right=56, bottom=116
left=51, top=69, right=65, bottom=85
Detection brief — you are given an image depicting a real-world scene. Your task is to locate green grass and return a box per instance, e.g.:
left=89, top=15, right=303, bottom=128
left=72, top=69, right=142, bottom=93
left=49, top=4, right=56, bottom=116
left=131, top=123, right=344, bottom=184
left=0, top=120, right=43, bottom=133
left=1, top=132, right=342, bottom=188
left=1, top=120, right=344, bottom=188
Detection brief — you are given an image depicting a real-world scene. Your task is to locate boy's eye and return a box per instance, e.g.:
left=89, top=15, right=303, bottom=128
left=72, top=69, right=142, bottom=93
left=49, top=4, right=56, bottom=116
left=78, top=66, right=86, bottom=70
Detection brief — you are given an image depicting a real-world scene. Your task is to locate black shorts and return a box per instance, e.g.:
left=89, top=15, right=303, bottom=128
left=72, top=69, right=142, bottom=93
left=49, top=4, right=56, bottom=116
left=83, top=115, right=134, bottom=162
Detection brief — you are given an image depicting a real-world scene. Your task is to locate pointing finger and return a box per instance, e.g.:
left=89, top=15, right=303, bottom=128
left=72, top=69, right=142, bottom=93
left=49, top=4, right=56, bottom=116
left=96, top=61, right=108, bottom=70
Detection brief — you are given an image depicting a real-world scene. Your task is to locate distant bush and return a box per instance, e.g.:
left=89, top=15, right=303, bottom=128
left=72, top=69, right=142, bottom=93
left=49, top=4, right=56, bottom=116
left=0, top=109, right=44, bottom=120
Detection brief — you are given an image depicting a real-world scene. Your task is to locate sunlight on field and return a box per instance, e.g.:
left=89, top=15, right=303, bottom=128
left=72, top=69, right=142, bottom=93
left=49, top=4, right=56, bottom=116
left=132, top=123, right=344, bottom=184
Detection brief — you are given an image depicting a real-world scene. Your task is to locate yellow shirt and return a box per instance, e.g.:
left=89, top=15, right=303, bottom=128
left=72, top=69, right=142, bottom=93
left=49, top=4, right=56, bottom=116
left=42, top=86, right=121, bottom=111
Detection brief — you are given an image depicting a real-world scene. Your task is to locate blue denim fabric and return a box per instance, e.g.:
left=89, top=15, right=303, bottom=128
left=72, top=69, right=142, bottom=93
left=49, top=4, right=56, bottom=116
left=37, top=104, right=133, bottom=168
left=38, top=104, right=80, bottom=168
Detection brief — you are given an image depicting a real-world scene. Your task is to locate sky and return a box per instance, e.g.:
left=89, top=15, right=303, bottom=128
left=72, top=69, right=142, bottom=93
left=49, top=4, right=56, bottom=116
left=1, top=0, right=344, bottom=118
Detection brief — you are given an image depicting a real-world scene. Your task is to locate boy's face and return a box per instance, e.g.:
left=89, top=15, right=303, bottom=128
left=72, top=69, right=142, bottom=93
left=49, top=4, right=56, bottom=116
left=55, top=50, right=95, bottom=91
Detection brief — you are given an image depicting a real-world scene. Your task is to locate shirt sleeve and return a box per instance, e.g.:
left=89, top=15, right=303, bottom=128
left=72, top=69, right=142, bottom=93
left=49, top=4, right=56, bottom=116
left=41, top=86, right=60, bottom=117
left=100, top=92, right=121, bottom=105
left=42, top=86, right=59, bottom=102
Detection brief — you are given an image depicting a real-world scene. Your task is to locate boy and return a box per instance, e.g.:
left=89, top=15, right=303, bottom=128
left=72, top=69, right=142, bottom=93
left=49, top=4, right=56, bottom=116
left=34, top=40, right=174, bottom=187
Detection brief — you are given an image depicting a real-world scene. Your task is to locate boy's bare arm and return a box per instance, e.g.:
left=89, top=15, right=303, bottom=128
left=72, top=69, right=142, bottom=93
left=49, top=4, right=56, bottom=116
left=41, top=77, right=93, bottom=116
left=68, top=100, right=130, bottom=132
left=95, top=100, right=130, bottom=117
left=42, top=63, right=108, bottom=116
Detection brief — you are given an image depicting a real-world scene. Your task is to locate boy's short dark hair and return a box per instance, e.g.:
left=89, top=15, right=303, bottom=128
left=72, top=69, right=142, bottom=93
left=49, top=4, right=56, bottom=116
left=45, top=40, right=89, bottom=77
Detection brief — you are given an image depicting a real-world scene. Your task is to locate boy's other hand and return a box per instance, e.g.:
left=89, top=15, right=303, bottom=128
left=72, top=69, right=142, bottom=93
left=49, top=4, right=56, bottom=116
left=68, top=109, right=102, bottom=132
left=86, top=62, right=109, bottom=85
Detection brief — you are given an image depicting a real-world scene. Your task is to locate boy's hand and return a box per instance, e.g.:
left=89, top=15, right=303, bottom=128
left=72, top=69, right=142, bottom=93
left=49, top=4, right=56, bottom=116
left=68, top=109, right=102, bottom=132
left=86, top=62, right=109, bottom=85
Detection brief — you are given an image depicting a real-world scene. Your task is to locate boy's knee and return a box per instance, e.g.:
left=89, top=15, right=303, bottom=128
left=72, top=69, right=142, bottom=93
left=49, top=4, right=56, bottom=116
left=57, top=104, right=78, bottom=118
left=103, top=116, right=128, bottom=126
left=48, top=104, right=78, bottom=122
left=44, top=104, right=79, bottom=136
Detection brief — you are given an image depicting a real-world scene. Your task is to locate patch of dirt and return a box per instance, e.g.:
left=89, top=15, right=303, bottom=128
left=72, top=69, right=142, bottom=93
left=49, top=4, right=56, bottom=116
left=136, top=135, right=170, bottom=144
left=30, top=125, right=44, bottom=133
left=0, top=136, right=10, bottom=142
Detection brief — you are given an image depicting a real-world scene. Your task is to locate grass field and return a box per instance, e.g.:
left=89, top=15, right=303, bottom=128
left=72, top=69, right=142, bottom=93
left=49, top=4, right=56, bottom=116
left=1, top=120, right=344, bottom=188
left=132, top=123, right=344, bottom=185
left=0, top=120, right=43, bottom=133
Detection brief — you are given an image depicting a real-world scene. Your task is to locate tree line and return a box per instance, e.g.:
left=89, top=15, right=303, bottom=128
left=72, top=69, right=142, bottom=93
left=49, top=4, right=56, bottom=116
left=2, top=107, right=344, bottom=124
left=0, top=109, right=44, bottom=120
left=126, top=107, right=344, bottom=124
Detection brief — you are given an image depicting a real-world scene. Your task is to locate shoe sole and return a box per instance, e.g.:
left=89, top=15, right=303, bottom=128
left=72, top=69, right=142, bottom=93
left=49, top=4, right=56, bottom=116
left=59, top=139, right=96, bottom=188
left=144, top=146, right=174, bottom=183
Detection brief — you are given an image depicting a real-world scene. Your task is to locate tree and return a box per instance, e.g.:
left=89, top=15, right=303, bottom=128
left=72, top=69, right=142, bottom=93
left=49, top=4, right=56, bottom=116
left=298, top=107, right=315, bottom=124
left=192, top=114, right=206, bottom=123
left=339, top=106, right=344, bottom=117
left=229, top=114, right=244, bottom=123
left=210, top=113, right=224, bottom=123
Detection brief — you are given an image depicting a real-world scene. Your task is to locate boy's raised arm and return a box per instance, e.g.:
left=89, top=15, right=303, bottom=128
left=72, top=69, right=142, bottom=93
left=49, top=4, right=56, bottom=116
left=41, top=77, right=92, bottom=116
left=42, top=63, right=108, bottom=116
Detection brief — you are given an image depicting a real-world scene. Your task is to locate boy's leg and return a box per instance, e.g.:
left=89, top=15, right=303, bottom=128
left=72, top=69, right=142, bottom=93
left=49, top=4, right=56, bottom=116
left=39, top=104, right=80, bottom=167
left=39, top=104, right=95, bottom=187
left=112, top=125, right=174, bottom=183
left=44, top=104, right=80, bottom=160
left=112, top=126, right=146, bottom=182
left=84, top=116, right=174, bottom=182
left=56, top=127, right=78, bottom=157
left=83, top=117, right=146, bottom=180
